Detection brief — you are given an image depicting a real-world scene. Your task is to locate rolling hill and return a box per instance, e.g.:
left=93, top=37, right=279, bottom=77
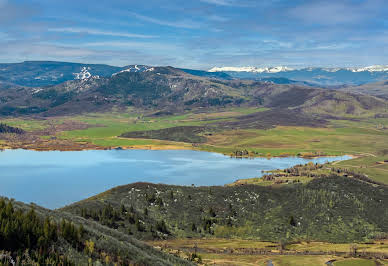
left=338, top=80, right=388, bottom=100
left=0, top=65, right=386, bottom=118
left=61, top=176, right=388, bottom=243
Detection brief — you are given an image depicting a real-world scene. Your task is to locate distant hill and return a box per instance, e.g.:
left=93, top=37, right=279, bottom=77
left=338, top=80, right=388, bottom=100
left=0, top=66, right=386, bottom=118
left=0, top=66, right=246, bottom=116
left=179, top=68, right=233, bottom=80
left=209, top=66, right=388, bottom=85
left=0, top=61, right=126, bottom=87
left=0, top=61, right=232, bottom=87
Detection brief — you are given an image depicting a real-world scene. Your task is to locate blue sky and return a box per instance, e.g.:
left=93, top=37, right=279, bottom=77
left=0, top=0, right=386, bottom=69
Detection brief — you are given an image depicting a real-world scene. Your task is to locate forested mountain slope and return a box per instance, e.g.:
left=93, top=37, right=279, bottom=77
left=62, top=176, right=388, bottom=243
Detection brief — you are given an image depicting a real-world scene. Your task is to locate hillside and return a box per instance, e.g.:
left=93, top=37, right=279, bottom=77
left=0, top=61, right=126, bottom=87
left=62, top=176, right=388, bottom=243
left=0, top=66, right=386, bottom=118
left=223, top=79, right=388, bottom=117
left=0, top=67, right=246, bottom=116
left=0, top=197, right=193, bottom=265
left=339, top=80, right=388, bottom=100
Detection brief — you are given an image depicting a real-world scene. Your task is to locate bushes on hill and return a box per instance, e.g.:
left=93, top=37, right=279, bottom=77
left=0, top=123, right=24, bottom=134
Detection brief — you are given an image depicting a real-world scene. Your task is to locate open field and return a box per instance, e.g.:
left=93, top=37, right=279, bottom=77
left=147, top=238, right=388, bottom=265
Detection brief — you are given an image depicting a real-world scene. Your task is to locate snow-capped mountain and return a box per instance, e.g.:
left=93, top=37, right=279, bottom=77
left=209, top=66, right=294, bottom=73
left=208, top=65, right=388, bottom=85
left=73, top=67, right=92, bottom=79
left=112, top=65, right=154, bottom=76
left=210, top=65, right=388, bottom=73
left=346, top=65, right=388, bottom=72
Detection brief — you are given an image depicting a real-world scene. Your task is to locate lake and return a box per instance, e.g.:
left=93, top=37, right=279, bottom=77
left=0, top=149, right=350, bottom=209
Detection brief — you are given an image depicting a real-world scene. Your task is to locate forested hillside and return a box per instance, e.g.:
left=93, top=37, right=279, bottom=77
left=0, top=197, right=193, bottom=265
left=62, top=176, right=388, bottom=244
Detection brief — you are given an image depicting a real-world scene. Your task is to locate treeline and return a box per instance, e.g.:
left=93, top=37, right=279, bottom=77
left=78, top=203, right=171, bottom=239
left=0, top=123, right=24, bottom=134
left=230, top=149, right=261, bottom=157
left=261, top=162, right=387, bottom=187
left=0, top=199, right=83, bottom=264
left=330, top=167, right=387, bottom=186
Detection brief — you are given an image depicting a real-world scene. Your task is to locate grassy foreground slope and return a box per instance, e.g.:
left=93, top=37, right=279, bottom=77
left=0, top=197, right=193, bottom=265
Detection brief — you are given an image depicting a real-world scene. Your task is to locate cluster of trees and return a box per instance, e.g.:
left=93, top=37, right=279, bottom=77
left=80, top=203, right=121, bottom=228
left=78, top=203, right=171, bottom=238
left=230, top=150, right=260, bottom=157
left=0, top=123, right=24, bottom=134
left=284, top=162, right=324, bottom=173
left=0, top=199, right=83, bottom=264
left=330, top=167, right=385, bottom=186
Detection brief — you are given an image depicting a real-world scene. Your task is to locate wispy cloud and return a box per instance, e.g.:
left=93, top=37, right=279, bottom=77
left=0, top=0, right=387, bottom=68
left=48, top=27, right=156, bottom=38
left=288, top=0, right=384, bottom=25
left=199, top=0, right=236, bottom=6
left=79, top=41, right=179, bottom=51
left=129, top=12, right=201, bottom=29
left=207, top=15, right=228, bottom=22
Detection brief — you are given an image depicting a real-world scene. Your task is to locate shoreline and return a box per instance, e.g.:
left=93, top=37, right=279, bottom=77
left=0, top=142, right=357, bottom=161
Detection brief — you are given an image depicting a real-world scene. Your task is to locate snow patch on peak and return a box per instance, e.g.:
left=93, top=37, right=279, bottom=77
left=208, top=66, right=294, bottom=73
left=112, top=65, right=154, bottom=76
left=73, top=67, right=92, bottom=80
left=347, top=65, right=388, bottom=72
left=209, top=65, right=388, bottom=74
left=321, top=68, right=342, bottom=72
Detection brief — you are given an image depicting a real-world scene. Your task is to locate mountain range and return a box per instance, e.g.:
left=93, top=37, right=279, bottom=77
left=0, top=63, right=387, bottom=119
left=209, top=65, right=388, bottom=85
left=1, top=61, right=388, bottom=88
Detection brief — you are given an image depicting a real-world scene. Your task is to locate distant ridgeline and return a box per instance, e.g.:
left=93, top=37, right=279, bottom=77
left=0, top=123, right=24, bottom=134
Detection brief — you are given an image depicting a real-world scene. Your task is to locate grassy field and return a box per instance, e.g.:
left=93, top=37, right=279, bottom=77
left=335, top=155, right=388, bottom=184
left=1, top=118, right=51, bottom=131
left=147, top=238, right=388, bottom=265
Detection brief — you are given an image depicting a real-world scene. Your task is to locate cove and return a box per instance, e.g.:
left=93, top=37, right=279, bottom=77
left=0, top=149, right=350, bottom=209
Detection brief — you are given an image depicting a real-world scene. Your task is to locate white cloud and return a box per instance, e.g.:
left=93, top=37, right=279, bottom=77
left=288, top=1, right=383, bottom=25
left=199, top=0, right=236, bottom=6
left=48, top=27, right=156, bottom=38
left=80, top=41, right=179, bottom=51
left=207, top=15, right=228, bottom=22
left=129, top=12, right=201, bottom=29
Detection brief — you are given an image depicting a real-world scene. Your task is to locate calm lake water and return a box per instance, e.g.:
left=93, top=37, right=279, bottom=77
left=0, top=149, right=350, bottom=209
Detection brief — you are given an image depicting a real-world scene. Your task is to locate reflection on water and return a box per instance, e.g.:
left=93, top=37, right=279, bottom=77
left=0, top=149, right=350, bottom=209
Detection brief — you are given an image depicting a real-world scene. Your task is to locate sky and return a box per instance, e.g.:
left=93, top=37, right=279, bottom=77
left=0, top=0, right=387, bottom=69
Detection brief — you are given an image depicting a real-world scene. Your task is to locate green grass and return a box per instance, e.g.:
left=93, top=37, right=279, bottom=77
left=58, top=110, right=242, bottom=147
left=0, top=118, right=49, bottom=131
left=334, top=258, right=376, bottom=266
left=335, top=156, right=388, bottom=184
left=204, top=122, right=388, bottom=156
left=148, top=238, right=388, bottom=265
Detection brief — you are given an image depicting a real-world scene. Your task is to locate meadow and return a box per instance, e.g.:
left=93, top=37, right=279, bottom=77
left=2, top=106, right=388, bottom=184
left=147, top=238, right=388, bottom=265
